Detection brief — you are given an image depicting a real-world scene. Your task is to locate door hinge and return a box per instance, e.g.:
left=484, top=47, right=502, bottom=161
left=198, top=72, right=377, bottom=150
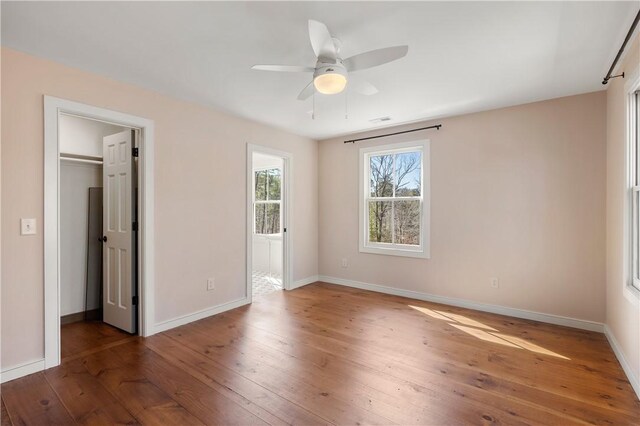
left=132, top=296, right=138, bottom=306
left=132, top=147, right=139, bottom=157
left=132, top=221, right=138, bottom=232
left=284, top=227, right=287, bottom=232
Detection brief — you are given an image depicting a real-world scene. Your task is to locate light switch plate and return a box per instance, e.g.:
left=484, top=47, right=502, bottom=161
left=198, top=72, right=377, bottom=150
left=21, top=218, right=36, bottom=235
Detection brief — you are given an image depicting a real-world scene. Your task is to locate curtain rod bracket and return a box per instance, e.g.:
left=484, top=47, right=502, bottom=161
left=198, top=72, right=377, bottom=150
left=602, top=72, right=625, bottom=85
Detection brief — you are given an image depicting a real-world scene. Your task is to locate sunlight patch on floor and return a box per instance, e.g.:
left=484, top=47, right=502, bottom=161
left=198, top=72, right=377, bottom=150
left=450, top=324, right=521, bottom=349
left=409, top=305, right=570, bottom=360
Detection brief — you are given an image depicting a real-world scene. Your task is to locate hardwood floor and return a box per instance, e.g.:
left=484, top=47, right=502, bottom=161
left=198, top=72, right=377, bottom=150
left=1, top=282, right=639, bottom=425
left=60, top=320, right=134, bottom=361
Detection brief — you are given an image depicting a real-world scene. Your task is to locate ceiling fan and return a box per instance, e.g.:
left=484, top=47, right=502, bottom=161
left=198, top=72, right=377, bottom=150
left=251, top=20, right=408, bottom=101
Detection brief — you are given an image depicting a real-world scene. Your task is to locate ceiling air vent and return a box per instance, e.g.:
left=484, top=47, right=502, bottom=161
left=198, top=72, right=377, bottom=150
left=370, top=116, right=391, bottom=123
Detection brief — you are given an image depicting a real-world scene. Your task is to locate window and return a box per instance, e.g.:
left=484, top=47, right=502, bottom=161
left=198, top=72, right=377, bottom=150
left=254, top=168, right=281, bottom=234
left=359, top=140, right=430, bottom=258
left=630, top=90, right=640, bottom=290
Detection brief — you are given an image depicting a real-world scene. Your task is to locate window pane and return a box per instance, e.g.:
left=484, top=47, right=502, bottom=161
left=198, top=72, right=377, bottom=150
left=255, top=171, right=267, bottom=201
left=255, top=203, right=280, bottom=234
left=370, top=155, right=393, bottom=197
left=268, top=169, right=281, bottom=200
left=394, top=200, right=420, bottom=245
left=395, top=151, right=421, bottom=196
left=255, top=203, right=266, bottom=234
left=266, top=203, right=280, bottom=234
left=368, top=201, right=392, bottom=243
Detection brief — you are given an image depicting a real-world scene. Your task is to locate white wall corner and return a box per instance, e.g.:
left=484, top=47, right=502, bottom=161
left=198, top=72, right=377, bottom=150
left=290, top=275, right=320, bottom=290
left=318, top=275, right=605, bottom=333
left=0, top=359, right=45, bottom=384
left=604, top=325, right=640, bottom=400
left=153, top=297, right=250, bottom=334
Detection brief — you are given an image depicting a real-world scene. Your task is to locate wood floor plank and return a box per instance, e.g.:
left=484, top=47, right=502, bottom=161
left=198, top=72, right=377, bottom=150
left=144, top=333, right=328, bottom=426
left=61, top=320, right=132, bottom=361
left=109, top=340, right=272, bottom=425
left=163, top=327, right=398, bottom=425
left=43, top=358, right=139, bottom=425
left=165, top=323, right=455, bottom=426
left=1, top=373, right=75, bottom=425
left=1, top=397, right=13, bottom=426
left=2, top=283, right=639, bottom=425
left=80, top=348, right=205, bottom=425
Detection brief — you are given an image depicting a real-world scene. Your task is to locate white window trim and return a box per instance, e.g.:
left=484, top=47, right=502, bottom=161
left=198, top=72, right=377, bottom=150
left=359, top=140, right=430, bottom=259
left=625, top=69, right=640, bottom=303
left=253, top=166, right=282, bottom=236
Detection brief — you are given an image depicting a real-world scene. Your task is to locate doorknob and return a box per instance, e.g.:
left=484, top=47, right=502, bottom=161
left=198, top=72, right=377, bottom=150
left=99, top=236, right=108, bottom=243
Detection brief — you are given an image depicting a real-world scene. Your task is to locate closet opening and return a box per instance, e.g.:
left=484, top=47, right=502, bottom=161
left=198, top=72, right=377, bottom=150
left=59, top=113, right=139, bottom=358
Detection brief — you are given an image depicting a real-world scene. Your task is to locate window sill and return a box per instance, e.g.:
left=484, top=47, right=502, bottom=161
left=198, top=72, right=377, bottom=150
left=253, top=233, right=283, bottom=240
left=359, top=245, right=429, bottom=259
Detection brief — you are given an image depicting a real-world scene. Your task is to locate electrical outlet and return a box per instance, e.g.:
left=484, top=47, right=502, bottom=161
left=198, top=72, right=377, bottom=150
left=341, top=258, right=349, bottom=268
left=490, top=277, right=499, bottom=289
left=207, top=278, right=215, bottom=291
left=20, top=218, right=36, bottom=235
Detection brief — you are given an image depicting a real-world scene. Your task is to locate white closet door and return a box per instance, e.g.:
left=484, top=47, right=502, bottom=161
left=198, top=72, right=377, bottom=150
left=102, top=130, right=136, bottom=333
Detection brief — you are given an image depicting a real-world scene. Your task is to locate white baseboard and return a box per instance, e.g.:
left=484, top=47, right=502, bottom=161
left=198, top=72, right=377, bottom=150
left=290, top=275, right=319, bottom=290
left=1, top=359, right=45, bottom=384
left=154, top=297, right=250, bottom=334
left=604, top=325, right=640, bottom=399
left=318, top=275, right=604, bottom=333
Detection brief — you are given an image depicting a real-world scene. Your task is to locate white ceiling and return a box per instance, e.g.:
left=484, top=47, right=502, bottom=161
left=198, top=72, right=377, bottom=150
left=2, top=1, right=637, bottom=139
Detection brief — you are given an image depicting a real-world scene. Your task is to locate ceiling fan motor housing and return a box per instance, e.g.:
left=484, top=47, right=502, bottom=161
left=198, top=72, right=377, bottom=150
left=313, top=61, right=347, bottom=80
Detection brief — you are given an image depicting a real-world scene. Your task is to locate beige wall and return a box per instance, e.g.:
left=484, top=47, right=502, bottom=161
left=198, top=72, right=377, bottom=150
left=0, top=48, right=318, bottom=369
left=606, top=32, right=640, bottom=390
left=319, top=91, right=607, bottom=322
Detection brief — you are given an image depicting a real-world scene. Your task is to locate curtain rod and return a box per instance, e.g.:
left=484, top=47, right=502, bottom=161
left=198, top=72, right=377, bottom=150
left=343, top=124, right=442, bottom=144
left=602, top=9, right=640, bottom=85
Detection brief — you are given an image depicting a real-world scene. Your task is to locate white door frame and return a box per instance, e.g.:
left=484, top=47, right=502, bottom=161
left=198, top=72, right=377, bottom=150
left=246, top=144, right=293, bottom=301
left=44, top=96, right=155, bottom=369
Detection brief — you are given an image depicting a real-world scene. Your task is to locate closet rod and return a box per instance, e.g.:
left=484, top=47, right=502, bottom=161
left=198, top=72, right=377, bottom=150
left=60, top=153, right=103, bottom=165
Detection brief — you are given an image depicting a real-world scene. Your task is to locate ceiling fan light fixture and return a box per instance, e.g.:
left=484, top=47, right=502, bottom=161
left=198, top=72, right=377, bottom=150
left=313, top=65, right=348, bottom=94
left=314, top=73, right=347, bottom=94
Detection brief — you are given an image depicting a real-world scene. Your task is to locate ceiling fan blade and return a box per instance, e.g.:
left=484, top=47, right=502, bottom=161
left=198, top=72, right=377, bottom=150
left=343, top=45, right=409, bottom=72
left=297, top=82, right=315, bottom=101
left=252, top=65, right=315, bottom=72
left=308, top=20, right=337, bottom=61
left=350, top=78, right=378, bottom=96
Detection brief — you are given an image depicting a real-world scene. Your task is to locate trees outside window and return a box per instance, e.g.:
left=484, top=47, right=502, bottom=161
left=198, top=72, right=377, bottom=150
left=255, top=168, right=281, bottom=234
